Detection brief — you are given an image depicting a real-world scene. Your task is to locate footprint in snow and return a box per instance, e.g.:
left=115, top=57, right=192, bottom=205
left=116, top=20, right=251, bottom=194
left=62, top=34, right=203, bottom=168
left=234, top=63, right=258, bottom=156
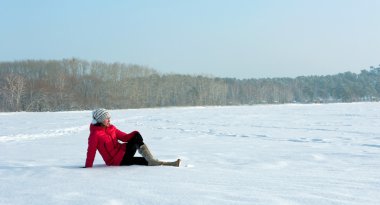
left=312, top=154, right=326, bottom=161
left=260, top=161, right=288, bottom=169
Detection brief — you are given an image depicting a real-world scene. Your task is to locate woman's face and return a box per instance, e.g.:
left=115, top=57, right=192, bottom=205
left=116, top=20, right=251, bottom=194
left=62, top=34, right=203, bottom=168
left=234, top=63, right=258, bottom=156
left=103, top=118, right=111, bottom=127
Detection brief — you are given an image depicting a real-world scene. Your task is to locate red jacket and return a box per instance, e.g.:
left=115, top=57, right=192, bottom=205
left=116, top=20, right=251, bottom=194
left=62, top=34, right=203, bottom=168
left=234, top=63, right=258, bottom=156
left=85, top=124, right=137, bottom=167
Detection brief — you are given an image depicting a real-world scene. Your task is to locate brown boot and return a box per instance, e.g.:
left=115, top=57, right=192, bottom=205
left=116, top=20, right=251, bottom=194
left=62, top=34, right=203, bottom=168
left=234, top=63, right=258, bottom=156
left=138, top=144, right=181, bottom=167
left=162, top=159, right=181, bottom=167
left=138, top=144, right=162, bottom=166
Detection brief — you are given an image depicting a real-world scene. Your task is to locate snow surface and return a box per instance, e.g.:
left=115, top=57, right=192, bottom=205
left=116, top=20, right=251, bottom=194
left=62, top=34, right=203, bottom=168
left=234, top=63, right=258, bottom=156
left=0, top=103, right=379, bottom=205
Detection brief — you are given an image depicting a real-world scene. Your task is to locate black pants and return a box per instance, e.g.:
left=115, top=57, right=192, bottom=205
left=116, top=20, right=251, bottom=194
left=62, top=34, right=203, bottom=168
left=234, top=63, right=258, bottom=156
left=120, top=132, right=148, bottom=166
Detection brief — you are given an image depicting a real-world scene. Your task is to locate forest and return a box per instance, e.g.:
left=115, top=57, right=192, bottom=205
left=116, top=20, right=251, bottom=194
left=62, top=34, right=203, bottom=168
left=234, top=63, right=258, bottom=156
left=0, top=58, right=379, bottom=112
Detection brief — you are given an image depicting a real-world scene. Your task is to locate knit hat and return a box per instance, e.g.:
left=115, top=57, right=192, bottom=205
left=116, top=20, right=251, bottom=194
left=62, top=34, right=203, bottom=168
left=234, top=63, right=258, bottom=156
left=92, top=108, right=111, bottom=124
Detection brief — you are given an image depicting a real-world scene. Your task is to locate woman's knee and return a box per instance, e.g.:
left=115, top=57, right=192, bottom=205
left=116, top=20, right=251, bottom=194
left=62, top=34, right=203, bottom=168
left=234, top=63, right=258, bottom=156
left=132, top=131, right=144, bottom=145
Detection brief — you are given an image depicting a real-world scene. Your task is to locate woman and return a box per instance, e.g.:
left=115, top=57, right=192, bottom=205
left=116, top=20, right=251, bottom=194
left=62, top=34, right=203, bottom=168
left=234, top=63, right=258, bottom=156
left=85, top=108, right=180, bottom=168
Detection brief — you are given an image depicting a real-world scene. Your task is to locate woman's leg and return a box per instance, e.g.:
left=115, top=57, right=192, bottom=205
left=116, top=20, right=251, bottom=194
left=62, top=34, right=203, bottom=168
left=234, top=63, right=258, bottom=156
left=138, top=144, right=180, bottom=167
left=120, top=132, right=148, bottom=166
left=121, top=132, right=180, bottom=167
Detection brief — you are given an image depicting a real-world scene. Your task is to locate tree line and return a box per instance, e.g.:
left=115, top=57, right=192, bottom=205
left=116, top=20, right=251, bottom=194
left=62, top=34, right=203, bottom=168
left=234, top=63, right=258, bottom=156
left=0, top=58, right=379, bottom=112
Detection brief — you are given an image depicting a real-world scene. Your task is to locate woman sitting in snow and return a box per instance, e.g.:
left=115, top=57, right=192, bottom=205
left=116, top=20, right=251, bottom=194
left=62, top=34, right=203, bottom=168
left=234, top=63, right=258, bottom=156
left=85, top=108, right=180, bottom=168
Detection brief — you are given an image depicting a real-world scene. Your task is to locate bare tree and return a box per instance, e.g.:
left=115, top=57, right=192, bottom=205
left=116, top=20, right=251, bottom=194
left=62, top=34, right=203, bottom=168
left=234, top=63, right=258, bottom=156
left=2, top=74, right=25, bottom=111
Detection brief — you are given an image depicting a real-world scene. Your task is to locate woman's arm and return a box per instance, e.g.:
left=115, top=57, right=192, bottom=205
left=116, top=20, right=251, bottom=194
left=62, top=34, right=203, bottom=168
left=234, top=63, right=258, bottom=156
left=116, top=129, right=139, bottom=142
left=85, top=134, right=98, bottom=168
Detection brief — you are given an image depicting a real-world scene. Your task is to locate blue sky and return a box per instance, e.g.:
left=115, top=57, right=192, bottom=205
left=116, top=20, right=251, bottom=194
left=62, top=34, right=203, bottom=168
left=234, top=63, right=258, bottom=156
left=1, top=0, right=379, bottom=78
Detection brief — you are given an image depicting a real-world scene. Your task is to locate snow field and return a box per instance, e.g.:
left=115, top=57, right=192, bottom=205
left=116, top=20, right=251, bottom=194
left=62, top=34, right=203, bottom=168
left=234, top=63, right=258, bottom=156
left=0, top=103, right=379, bottom=205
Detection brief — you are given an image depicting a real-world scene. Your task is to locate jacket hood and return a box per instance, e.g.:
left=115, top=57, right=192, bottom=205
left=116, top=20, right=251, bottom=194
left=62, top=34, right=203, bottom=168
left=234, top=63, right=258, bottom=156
left=89, top=124, right=115, bottom=133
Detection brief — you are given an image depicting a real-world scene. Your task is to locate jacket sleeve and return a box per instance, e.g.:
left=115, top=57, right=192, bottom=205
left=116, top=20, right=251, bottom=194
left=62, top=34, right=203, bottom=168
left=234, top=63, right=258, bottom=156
left=85, top=133, right=98, bottom=168
left=116, top=129, right=138, bottom=142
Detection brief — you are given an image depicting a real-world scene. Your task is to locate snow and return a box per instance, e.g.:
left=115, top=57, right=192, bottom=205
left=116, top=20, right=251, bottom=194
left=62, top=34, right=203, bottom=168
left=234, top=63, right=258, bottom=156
left=1, top=103, right=380, bottom=205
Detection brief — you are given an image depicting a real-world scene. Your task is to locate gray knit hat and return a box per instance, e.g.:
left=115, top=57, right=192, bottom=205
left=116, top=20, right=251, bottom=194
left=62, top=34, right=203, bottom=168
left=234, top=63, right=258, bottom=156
left=92, top=108, right=111, bottom=124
